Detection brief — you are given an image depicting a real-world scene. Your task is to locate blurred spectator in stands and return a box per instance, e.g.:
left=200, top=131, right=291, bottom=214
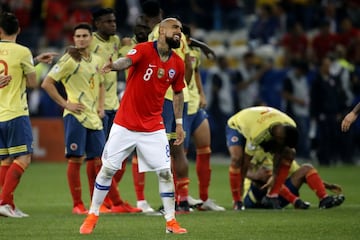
left=280, top=22, right=309, bottom=66
left=258, top=57, right=288, bottom=110
left=344, top=0, right=360, bottom=28
left=159, top=0, right=191, bottom=24
left=282, top=60, right=311, bottom=159
left=338, top=17, right=360, bottom=63
left=248, top=4, right=279, bottom=46
left=205, top=54, right=239, bottom=154
left=214, top=0, right=245, bottom=30
left=236, top=52, right=267, bottom=110
left=44, top=0, right=70, bottom=49
left=189, top=0, right=215, bottom=30
left=310, top=57, right=350, bottom=165
left=310, top=19, right=339, bottom=65
left=321, top=1, right=341, bottom=33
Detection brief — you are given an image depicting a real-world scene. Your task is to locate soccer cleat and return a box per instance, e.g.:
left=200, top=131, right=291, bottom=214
left=233, top=201, right=245, bottom=211
left=166, top=219, right=187, bottom=234
left=137, top=200, right=155, bottom=213
left=0, top=204, right=22, bottom=218
left=187, top=196, right=203, bottom=208
left=14, top=207, right=30, bottom=217
left=319, top=195, right=345, bottom=209
left=261, top=196, right=282, bottom=209
left=175, top=201, right=191, bottom=214
left=79, top=213, right=98, bottom=234
left=72, top=203, right=88, bottom=215
left=294, top=198, right=311, bottom=209
left=111, top=202, right=142, bottom=213
left=99, top=203, right=112, bottom=213
left=198, top=199, right=225, bottom=211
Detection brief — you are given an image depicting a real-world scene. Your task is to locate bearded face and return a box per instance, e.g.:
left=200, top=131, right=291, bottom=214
left=165, top=34, right=180, bottom=49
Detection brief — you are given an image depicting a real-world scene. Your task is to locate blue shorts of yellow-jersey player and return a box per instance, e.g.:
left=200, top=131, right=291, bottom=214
left=64, top=114, right=105, bottom=160
left=183, top=108, right=208, bottom=149
left=0, top=116, right=33, bottom=159
left=162, top=99, right=188, bottom=141
left=225, top=125, right=246, bottom=148
left=244, top=178, right=300, bottom=209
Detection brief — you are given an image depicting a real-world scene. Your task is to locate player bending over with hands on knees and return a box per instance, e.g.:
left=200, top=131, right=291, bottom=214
left=226, top=106, right=299, bottom=210
left=80, top=17, right=187, bottom=235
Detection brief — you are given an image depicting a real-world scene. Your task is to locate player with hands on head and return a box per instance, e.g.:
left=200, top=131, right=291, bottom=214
left=80, top=17, right=187, bottom=235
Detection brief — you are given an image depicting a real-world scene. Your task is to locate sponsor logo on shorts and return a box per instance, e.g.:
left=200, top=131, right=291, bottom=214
left=70, top=143, right=78, bottom=151
left=231, top=136, right=239, bottom=143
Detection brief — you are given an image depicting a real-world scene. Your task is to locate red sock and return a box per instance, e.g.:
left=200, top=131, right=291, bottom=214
left=268, top=162, right=291, bottom=197
left=0, top=163, right=11, bottom=190
left=176, top=177, right=189, bottom=202
left=229, top=166, right=242, bottom=202
left=305, top=168, right=327, bottom=200
left=196, top=146, right=211, bottom=201
left=0, top=161, right=24, bottom=208
left=279, top=185, right=297, bottom=204
left=113, top=160, right=127, bottom=184
left=67, top=160, right=83, bottom=207
left=86, top=159, right=96, bottom=198
left=132, top=156, right=145, bottom=201
left=108, top=178, right=123, bottom=206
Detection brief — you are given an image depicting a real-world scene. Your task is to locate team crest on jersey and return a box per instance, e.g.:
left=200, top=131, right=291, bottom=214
left=128, top=49, right=137, bottom=55
left=168, top=69, right=175, bottom=79
left=158, top=68, right=165, bottom=78
left=231, top=136, right=239, bottom=143
left=53, top=64, right=60, bottom=73
left=70, top=143, right=78, bottom=151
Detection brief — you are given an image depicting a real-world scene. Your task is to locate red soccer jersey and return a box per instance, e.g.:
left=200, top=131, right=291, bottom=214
left=114, top=41, right=185, bottom=132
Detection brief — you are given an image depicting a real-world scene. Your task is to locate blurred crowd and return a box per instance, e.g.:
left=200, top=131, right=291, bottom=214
left=2, top=0, right=360, bottom=165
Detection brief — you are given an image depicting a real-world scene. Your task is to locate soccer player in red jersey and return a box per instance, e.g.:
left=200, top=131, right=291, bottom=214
left=80, top=18, right=187, bottom=235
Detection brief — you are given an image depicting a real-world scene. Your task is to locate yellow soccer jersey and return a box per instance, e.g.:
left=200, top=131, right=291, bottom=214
left=187, top=46, right=202, bottom=115
left=90, top=32, right=121, bottom=111
left=227, top=106, right=296, bottom=156
left=0, top=41, right=35, bottom=121
left=243, top=148, right=300, bottom=198
left=47, top=53, right=104, bottom=130
left=118, top=37, right=137, bottom=79
left=149, top=24, right=189, bottom=102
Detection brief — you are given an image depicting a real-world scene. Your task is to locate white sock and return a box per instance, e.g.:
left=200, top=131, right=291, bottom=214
left=89, top=166, right=116, bottom=215
left=157, top=169, right=175, bottom=221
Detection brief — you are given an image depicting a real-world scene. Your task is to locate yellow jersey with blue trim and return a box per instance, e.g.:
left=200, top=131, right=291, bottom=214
left=187, top=46, right=202, bottom=115
left=227, top=106, right=296, bottom=156
left=47, top=53, right=105, bottom=130
left=90, top=32, right=121, bottom=111
left=0, top=41, right=35, bottom=121
left=148, top=24, right=189, bottom=102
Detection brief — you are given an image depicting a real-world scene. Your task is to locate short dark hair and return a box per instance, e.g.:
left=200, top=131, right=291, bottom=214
left=92, top=8, right=115, bottom=22
left=73, top=22, right=93, bottom=35
left=284, top=125, right=298, bottom=148
left=0, top=12, right=19, bottom=35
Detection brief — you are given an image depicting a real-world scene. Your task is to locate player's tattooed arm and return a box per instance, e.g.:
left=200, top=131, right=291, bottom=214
left=102, top=57, right=132, bottom=73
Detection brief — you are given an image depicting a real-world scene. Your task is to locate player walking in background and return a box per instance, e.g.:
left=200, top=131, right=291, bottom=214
left=42, top=23, right=106, bottom=215
left=182, top=25, right=225, bottom=211
left=0, top=12, right=37, bottom=218
left=226, top=106, right=299, bottom=209
left=79, top=18, right=187, bottom=234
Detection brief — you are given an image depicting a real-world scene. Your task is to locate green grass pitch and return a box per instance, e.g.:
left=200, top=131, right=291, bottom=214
left=2, top=161, right=360, bottom=240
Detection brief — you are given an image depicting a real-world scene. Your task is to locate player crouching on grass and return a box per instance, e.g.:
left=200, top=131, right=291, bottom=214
left=242, top=148, right=345, bottom=209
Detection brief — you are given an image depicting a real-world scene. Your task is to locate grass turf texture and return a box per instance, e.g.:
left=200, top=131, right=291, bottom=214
left=1, top=161, right=360, bottom=240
